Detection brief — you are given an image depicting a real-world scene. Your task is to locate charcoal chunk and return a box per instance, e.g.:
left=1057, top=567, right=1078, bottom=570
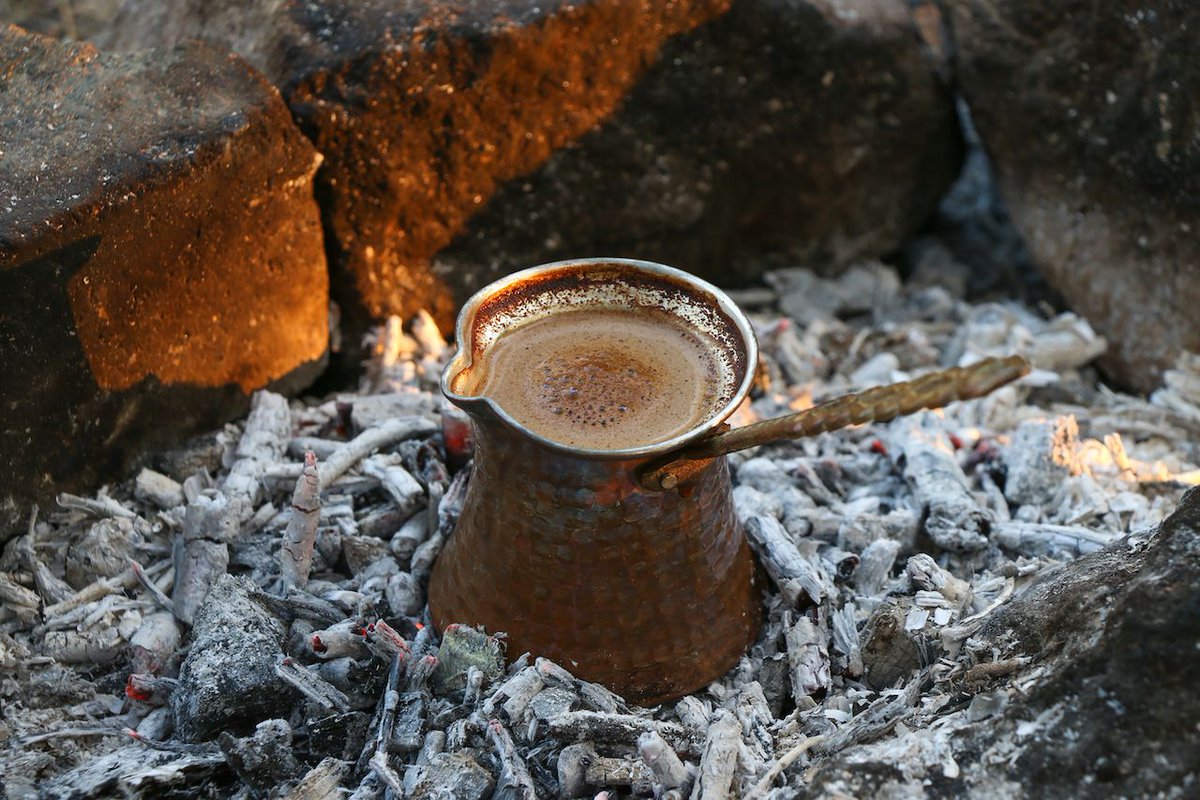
left=171, top=575, right=297, bottom=742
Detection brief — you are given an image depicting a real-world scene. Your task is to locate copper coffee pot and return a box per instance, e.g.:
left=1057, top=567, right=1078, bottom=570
left=428, top=259, right=1027, bottom=704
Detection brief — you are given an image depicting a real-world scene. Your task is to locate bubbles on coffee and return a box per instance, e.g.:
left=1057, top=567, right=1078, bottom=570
left=463, top=308, right=735, bottom=450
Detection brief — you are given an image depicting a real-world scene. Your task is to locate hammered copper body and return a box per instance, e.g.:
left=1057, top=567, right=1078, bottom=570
left=429, top=414, right=760, bottom=703
left=428, top=259, right=762, bottom=704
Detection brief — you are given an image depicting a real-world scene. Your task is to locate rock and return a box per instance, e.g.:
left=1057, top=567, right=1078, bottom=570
left=944, top=0, right=1200, bottom=391
left=171, top=575, right=296, bottom=742
left=807, top=487, right=1200, bottom=797
left=0, top=26, right=328, bottom=542
left=101, top=0, right=960, bottom=347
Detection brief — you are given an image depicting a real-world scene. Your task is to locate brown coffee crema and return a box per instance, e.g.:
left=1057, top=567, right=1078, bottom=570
left=462, top=307, right=735, bottom=450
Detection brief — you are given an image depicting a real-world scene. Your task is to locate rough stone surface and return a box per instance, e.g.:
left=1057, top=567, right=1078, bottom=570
left=806, top=487, right=1200, bottom=798
left=171, top=574, right=296, bottom=742
left=944, top=0, right=1200, bottom=392
left=0, top=25, right=328, bottom=539
left=101, top=0, right=960, bottom=346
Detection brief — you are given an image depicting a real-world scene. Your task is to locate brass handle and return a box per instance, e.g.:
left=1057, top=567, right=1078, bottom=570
left=639, top=355, right=1031, bottom=491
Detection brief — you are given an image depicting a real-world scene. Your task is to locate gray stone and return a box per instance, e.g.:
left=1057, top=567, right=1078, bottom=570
left=945, top=0, right=1200, bottom=391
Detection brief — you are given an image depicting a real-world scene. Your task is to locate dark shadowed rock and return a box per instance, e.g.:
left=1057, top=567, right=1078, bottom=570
left=944, top=0, right=1200, bottom=392
left=804, top=487, right=1200, bottom=798
left=172, top=575, right=297, bottom=742
left=0, top=25, right=328, bottom=540
left=101, top=0, right=960, bottom=347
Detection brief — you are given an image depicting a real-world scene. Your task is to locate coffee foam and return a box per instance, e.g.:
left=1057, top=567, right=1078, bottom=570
left=461, top=307, right=735, bottom=450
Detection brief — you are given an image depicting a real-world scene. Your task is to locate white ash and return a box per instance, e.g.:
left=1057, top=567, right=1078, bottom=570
left=1, top=263, right=1197, bottom=799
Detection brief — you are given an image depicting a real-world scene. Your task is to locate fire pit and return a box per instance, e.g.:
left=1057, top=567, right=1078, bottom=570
left=3, top=1, right=1200, bottom=798
left=4, top=261, right=1200, bottom=797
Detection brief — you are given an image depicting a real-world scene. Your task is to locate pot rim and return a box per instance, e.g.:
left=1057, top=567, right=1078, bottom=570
left=442, top=257, right=759, bottom=461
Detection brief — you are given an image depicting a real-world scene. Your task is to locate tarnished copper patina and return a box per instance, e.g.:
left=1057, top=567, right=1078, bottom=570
left=429, top=258, right=1029, bottom=704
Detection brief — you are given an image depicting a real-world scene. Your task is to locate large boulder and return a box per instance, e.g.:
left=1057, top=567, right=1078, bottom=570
left=944, top=0, right=1200, bottom=392
left=101, top=0, right=961, bottom=346
left=0, top=25, right=327, bottom=538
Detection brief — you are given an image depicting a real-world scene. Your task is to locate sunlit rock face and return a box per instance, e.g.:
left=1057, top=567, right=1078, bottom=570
left=101, top=0, right=961, bottom=349
left=0, top=25, right=328, bottom=538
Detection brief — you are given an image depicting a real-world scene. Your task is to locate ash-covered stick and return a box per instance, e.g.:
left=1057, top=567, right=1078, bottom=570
left=310, top=620, right=369, bottom=660
left=535, top=657, right=627, bottom=714
left=319, top=416, right=438, bottom=490
left=124, top=673, right=177, bottom=706
left=223, top=390, right=291, bottom=530
left=638, top=731, right=692, bottom=792
left=853, top=538, right=900, bottom=597
left=463, top=665, right=486, bottom=707
left=690, top=709, right=741, bottom=800
left=745, top=735, right=827, bottom=800
left=411, top=467, right=470, bottom=583
left=288, top=758, right=351, bottom=800
left=55, top=491, right=150, bottom=533
left=129, top=559, right=175, bottom=613
left=283, top=588, right=345, bottom=626
left=545, top=711, right=703, bottom=758
left=559, top=742, right=655, bottom=797
left=404, top=652, right=439, bottom=693
left=786, top=615, right=831, bottom=702
left=905, top=554, right=972, bottom=609
left=368, top=751, right=404, bottom=794
left=275, top=657, right=351, bottom=712
left=362, top=618, right=412, bottom=663
left=885, top=412, right=993, bottom=552
left=173, top=495, right=231, bottom=625
left=734, top=682, right=775, bottom=766
left=129, top=610, right=181, bottom=674
left=360, top=455, right=424, bottom=517
left=0, top=572, right=39, bottom=610
left=830, top=604, right=864, bottom=678
left=744, top=515, right=826, bottom=607
left=993, top=520, right=1112, bottom=558
left=279, top=452, right=321, bottom=591
left=17, top=510, right=75, bottom=606
left=482, top=664, right=544, bottom=721
left=39, top=569, right=130, bottom=620
left=357, top=651, right=405, bottom=774
left=488, top=719, right=537, bottom=800
left=813, top=677, right=923, bottom=756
